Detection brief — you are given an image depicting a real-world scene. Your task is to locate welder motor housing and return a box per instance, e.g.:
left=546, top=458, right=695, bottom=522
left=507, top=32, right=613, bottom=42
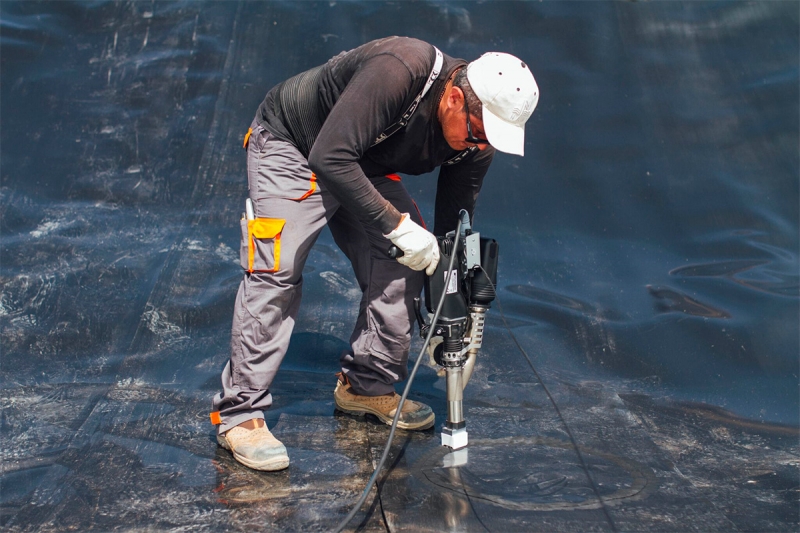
left=424, top=235, right=499, bottom=316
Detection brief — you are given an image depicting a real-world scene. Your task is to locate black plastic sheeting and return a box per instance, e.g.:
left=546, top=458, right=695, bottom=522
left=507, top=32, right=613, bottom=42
left=1, top=1, right=798, bottom=531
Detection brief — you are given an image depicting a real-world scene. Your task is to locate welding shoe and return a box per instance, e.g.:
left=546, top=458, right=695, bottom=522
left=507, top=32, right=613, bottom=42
left=334, top=372, right=435, bottom=430
left=217, top=419, right=289, bottom=471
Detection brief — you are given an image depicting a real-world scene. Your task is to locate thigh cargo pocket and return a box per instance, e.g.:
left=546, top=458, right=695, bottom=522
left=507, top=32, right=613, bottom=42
left=239, top=217, right=286, bottom=273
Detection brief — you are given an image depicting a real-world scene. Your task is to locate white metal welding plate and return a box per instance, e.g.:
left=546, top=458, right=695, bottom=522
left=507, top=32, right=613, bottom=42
left=441, top=428, right=468, bottom=449
left=442, top=448, right=469, bottom=468
left=465, top=232, right=481, bottom=269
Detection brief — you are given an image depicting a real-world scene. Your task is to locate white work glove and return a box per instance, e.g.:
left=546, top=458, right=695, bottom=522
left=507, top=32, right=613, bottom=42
left=384, top=214, right=440, bottom=276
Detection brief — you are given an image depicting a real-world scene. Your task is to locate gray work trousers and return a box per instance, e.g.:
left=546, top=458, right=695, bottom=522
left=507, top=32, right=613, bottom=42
left=211, top=120, right=425, bottom=433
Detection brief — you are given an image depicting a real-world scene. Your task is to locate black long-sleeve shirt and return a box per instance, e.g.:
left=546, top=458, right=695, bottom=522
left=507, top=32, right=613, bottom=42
left=257, top=36, right=494, bottom=235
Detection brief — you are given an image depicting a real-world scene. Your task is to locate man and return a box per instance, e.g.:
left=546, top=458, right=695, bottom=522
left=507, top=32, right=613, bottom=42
left=211, top=36, right=538, bottom=471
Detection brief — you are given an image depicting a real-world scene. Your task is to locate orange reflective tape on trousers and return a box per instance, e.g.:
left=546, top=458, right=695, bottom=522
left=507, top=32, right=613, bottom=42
left=290, top=173, right=317, bottom=201
left=243, top=127, right=253, bottom=149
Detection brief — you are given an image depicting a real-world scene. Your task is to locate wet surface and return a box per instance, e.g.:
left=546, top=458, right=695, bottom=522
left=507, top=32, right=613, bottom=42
left=1, top=1, right=798, bottom=531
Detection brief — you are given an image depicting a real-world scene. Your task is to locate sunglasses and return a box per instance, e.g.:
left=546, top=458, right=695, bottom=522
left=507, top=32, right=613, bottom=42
left=464, top=100, right=490, bottom=145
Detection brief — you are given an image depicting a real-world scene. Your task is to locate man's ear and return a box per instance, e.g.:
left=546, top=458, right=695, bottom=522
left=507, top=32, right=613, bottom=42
left=446, top=85, right=465, bottom=110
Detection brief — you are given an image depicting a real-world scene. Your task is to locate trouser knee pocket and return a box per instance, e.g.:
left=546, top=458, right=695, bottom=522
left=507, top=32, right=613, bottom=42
left=240, top=217, right=286, bottom=272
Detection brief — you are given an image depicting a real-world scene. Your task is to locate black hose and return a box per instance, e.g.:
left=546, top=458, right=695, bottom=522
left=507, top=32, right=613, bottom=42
left=333, top=219, right=464, bottom=533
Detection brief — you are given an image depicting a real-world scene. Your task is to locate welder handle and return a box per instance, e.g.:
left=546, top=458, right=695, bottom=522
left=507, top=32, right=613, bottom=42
left=387, top=245, right=404, bottom=258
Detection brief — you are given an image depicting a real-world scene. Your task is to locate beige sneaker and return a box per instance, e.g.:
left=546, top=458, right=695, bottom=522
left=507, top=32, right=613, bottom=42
left=334, top=373, right=435, bottom=430
left=217, top=419, right=289, bottom=471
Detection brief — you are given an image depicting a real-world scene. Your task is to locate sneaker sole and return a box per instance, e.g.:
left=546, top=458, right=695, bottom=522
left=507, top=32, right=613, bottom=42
left=217, top=435, right=290, bottom=472
left=334, top=396, right=435, bottom=431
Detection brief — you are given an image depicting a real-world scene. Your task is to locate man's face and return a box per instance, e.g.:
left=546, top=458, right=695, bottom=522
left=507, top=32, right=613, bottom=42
left=440, top=87, right=491, bottom=152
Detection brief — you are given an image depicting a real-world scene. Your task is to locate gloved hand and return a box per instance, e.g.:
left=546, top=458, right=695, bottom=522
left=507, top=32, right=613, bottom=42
left=384, top=214, right=440, bottom=276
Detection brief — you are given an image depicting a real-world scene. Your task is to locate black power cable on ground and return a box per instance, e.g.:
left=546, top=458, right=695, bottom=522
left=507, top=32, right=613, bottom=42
left=334, top=218, right=464, bottom=533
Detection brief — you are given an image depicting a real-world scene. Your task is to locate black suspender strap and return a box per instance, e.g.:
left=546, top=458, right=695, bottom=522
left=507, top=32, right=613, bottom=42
left=443, top=146, right=477, bottom=166
left=369, top=46, right=476, bottom=166
left=371, top=46, right=444, bottom=148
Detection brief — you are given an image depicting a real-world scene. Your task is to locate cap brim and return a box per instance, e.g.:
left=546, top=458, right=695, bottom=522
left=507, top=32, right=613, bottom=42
left=482, top=105, right=525, bottom=156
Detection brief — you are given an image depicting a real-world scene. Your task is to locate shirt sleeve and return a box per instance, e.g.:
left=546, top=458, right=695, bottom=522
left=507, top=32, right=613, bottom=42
left=433, top=146, right=495, bottom=236
left=307, top=55, right=417, bottom=234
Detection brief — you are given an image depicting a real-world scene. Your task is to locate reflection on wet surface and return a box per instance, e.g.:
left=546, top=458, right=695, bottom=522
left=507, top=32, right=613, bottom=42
left=507, top=284, right=595, bottom=314
left=1, top=0, right=798, bottom=531
left=647, top=284, right=731, bottom=318
left=671, top=258, right=799, bottom=296
left=417, top=437, right=655, bottom=511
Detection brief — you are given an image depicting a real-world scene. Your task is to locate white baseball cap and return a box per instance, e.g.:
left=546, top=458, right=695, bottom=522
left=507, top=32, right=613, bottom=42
left=466, top=52, right=539, bottom=156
